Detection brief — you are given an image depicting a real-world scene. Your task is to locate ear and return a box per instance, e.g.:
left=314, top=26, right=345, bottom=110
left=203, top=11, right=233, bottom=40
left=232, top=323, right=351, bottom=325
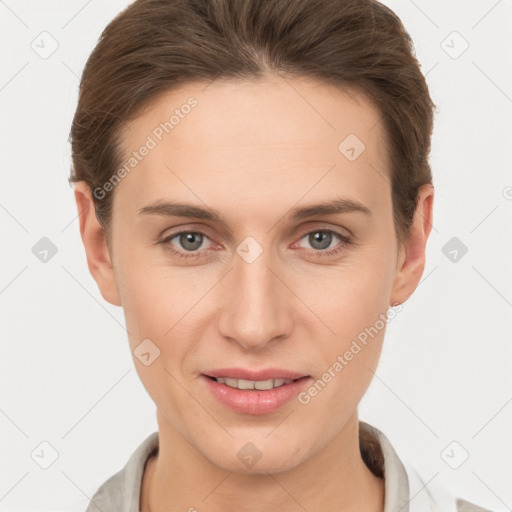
left=390, top=183, right=435, bottom=307
left=73, top=181, right=122, bottom=307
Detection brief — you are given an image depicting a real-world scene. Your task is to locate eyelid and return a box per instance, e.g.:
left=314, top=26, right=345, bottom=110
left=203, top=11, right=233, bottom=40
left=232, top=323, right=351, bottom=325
left=294, top=223, right=352, bottom=240
left=160, top=228, right=214, bottom=247
left=158, top=221, right=234, bottom=247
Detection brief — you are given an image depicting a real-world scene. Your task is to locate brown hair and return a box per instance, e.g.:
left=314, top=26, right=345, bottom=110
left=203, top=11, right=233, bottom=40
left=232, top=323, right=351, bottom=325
left=68, top=0, right=436, bottom=246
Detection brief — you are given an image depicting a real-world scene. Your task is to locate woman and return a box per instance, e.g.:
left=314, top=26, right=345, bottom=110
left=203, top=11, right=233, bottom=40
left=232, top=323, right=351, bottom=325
left=69, top=0, right=492, bottom=510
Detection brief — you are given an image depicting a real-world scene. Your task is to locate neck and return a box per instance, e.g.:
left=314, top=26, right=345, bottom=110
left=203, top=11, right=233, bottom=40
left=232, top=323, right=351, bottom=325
left=141, top=410, right=384, bottom=512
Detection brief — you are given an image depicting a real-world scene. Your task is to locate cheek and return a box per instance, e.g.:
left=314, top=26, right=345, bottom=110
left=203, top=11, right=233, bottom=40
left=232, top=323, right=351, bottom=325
left=296, top=256, right=393, bottom=340
left=114, top=246, right=189, bottom=334
left=114, top=253, right=213, bottom=379
left=115, top=259, right=197, bottom=410
left=293, top=248, right=394, bottom=402
left=297, top=266, right=391, bottom=417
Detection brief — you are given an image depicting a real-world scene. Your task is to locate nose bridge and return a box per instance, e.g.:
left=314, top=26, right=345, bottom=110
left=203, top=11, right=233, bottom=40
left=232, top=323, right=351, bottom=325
left=218, top=237, right=291, bottom=350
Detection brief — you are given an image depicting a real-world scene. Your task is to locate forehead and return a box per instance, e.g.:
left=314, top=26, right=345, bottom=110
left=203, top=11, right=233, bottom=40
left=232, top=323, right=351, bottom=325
left=114, top=74, right=390, bottom=218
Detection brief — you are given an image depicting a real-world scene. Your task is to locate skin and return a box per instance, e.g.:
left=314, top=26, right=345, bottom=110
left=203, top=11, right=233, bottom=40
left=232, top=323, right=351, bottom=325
left=74, top=73, right=434, bottom=512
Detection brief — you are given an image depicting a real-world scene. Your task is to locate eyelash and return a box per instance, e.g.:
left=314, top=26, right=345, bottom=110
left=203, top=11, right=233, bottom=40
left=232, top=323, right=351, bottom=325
left=158, top=228, right=352, bottom=260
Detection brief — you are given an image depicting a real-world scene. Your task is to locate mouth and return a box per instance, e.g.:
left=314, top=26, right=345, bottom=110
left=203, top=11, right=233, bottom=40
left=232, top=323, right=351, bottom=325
left=201, top=373, right=312, bottom=415
left=204, top=375, right=307, bottom=391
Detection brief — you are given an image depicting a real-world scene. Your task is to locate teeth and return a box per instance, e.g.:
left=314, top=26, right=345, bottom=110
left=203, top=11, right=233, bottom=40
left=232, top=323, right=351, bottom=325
left=215, top=377, right=293, bottom=390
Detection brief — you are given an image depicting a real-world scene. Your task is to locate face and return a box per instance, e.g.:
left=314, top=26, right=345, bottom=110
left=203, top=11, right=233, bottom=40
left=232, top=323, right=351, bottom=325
left=80, top=73, right=430, bottom=474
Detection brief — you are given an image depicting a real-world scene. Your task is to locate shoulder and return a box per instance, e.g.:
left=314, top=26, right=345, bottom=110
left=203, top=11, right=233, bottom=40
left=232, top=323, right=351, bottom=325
left=85, top=468, right=126, bottom=512
left=85, top=431, right=159, bottom=512
left=406, top=464, right=495, bottom=512
left=359, top=421, right=497, bottom=512
left=403, top=449, right=496, bottom=512
left=456, top=498, right=495, bottom=512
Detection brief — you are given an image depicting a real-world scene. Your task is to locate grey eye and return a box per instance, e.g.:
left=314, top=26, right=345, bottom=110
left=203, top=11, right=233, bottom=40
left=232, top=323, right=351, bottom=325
left=301, top=231, right=338, bottom=251
left=178, top=232, right=205, bottom=251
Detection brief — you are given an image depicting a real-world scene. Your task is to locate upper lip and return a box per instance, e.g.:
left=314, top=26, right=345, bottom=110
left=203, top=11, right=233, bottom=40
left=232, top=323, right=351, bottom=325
left=203, top=368, right=309, bottom=381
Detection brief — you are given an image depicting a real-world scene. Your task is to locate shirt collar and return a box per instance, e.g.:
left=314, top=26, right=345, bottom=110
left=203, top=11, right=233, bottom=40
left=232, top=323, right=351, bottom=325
left=359, top=420, right=411, bottom=511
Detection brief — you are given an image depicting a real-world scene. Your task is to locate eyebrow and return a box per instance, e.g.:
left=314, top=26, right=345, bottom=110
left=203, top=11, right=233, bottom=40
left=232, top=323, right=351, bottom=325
left=138, top=198, right=372, bottom=222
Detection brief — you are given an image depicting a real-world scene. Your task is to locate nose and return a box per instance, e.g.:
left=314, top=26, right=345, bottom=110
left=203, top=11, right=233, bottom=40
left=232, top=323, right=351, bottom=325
left=217, top=240, right=294, bottom=351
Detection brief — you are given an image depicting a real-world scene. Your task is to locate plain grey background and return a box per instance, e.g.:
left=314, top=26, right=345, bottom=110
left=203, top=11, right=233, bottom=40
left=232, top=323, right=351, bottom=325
left=1, top=0, right=511, bottom=510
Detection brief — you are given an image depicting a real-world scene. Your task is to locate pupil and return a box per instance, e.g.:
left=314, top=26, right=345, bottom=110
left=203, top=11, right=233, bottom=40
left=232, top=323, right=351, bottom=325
left=310, top=231, right=331, bottom=250
left=181, top=232, right=203, bottom=251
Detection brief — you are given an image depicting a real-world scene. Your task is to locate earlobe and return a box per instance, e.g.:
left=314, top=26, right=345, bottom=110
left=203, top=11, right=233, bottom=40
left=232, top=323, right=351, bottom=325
left=73, top=181, right=122, bottom=307
left=389, top=183, right=435, bottom=307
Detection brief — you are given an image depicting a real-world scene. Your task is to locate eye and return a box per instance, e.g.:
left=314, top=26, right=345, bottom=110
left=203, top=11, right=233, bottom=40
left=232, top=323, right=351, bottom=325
left=158, top=227, right=352, bottom=261
left=159, top=230, right=213, bottom=259
left=295, top=229, right=352, bottom=257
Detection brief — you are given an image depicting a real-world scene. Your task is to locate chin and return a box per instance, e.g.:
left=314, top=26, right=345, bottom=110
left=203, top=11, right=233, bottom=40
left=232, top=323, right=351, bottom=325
left=203, top=440, right=306, bottom=475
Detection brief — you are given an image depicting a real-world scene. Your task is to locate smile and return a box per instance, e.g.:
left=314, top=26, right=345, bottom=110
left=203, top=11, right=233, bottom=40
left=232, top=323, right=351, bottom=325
left=208, top=376, right=299, bottom=390
left=202, top=374, right=312, bottom=415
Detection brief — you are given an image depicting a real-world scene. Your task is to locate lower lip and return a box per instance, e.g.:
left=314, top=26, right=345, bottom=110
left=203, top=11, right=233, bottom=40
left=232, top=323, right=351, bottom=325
left=202, top=375, right=311, bottom=415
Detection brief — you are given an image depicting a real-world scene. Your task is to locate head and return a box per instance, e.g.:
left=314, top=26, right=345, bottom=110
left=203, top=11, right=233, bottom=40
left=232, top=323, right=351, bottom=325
left=71, top=0, right=435, bottom=473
